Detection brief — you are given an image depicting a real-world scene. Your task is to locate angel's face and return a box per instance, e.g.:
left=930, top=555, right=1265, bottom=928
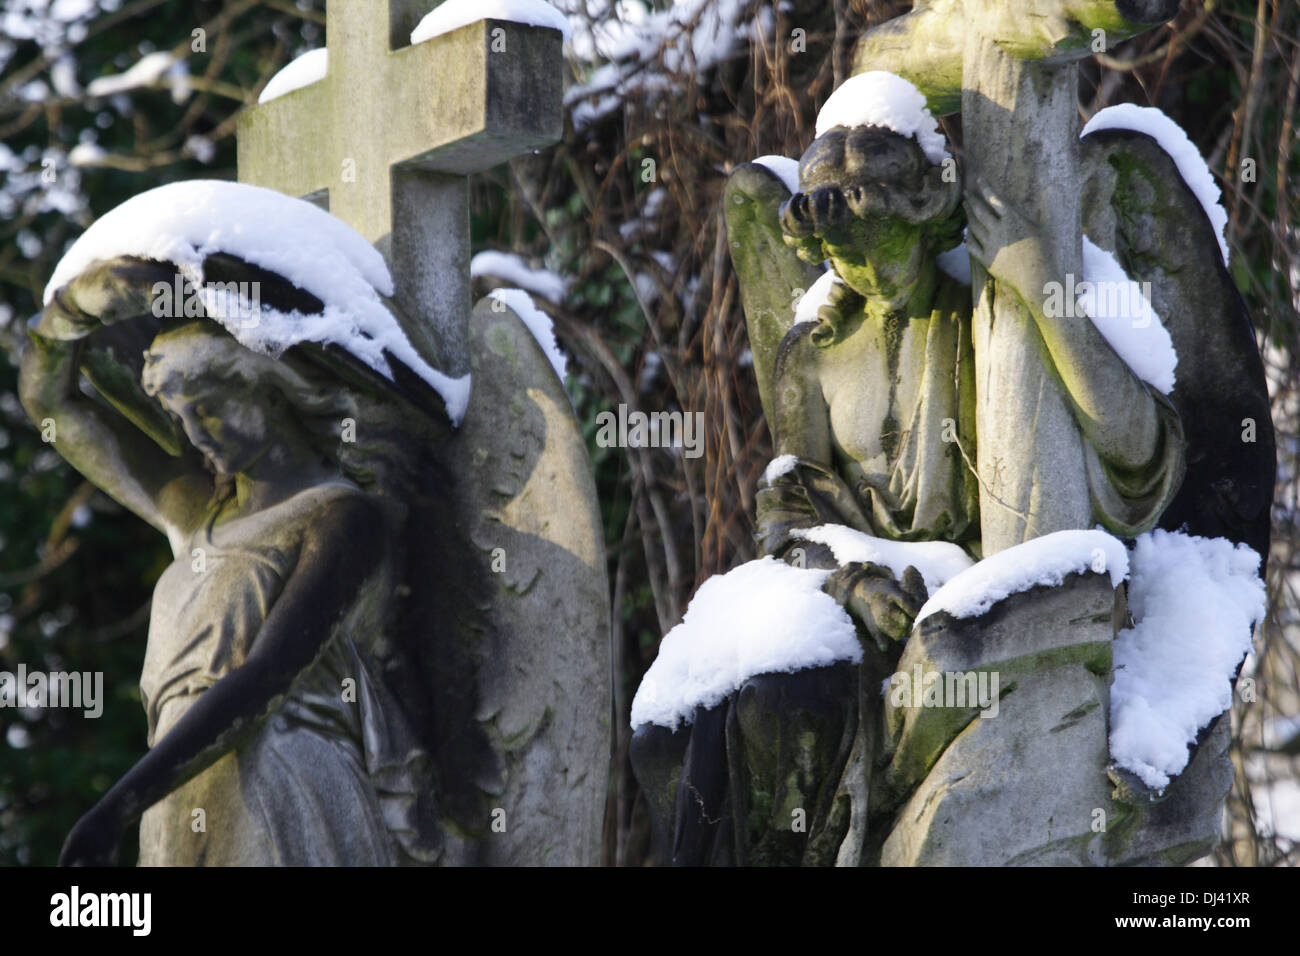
left=142, top=332, right=282, bottom=476
left=781, top=125, right=943, bottom=307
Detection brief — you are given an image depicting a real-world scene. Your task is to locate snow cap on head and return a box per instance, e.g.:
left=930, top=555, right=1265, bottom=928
left=814, top=71, right=949, bottom=166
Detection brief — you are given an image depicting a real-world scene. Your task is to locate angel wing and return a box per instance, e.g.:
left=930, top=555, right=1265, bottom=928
left=724, top=163, right=825, bottom=430
left=434, top=296, right=611, bottom=865
left=1079, top=128, right=1275, bottom=565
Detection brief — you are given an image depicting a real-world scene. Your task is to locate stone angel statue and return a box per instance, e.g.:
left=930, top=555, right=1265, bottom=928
left=632, top=67, right=1273, bottom=865
left=24, top=181, right=608, bottom=866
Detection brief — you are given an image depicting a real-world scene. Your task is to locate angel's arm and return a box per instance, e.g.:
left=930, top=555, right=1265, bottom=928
left=59, top=492, right=385, bottom=865
left=21, top=260, right=213, bottom=545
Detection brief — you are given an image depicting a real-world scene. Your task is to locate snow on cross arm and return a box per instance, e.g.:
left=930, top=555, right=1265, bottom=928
left=43, top=180, right=471, bottom=425
left=814, top=71, right=951, bottom=165
left=258, top=48, right=327, bottom=104
left=411, top=0, right=572, bottom=45
left=1081, top=103, right=1230, bottom=267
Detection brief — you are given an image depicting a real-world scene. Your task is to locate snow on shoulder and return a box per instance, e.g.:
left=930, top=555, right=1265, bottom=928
left=916, top=529, right=1128, bottom=624
left=794, top=269, right=840, bottom=325
left=411, top=0, right=572, bottom=45
left=630, top=557, right=859, bottom=732
left=486, top=288, right=568, bottom=383
left=815, top=71, right=950, bottom=166
left=1110, top=530, right=1265, bottom=791
left=1081, top=104, right=1229, bottom=267
left=258, top=48, right=327, bottom=104
left=750, top=154, right=800, bottom=195
left=793, top=524, right=973, bottom=596
left=44, top=180, right=470, bottom=425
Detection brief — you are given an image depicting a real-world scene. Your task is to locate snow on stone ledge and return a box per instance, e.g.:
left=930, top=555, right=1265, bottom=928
left=44, top=180, right=470, bottom=425
left=486, top=288, right=568, bottom=383
left=936, top=240, right=971, bottom=286
left=916, top=529, right=1128, bottom=625
left=750, top=154, right=800, bottom=195
left=411, top=0, right=572, bottom=45
left=258, top=48, right=327, bottom=104
left=630, top=556, right=859, bottom=732
left=1110, top=530, right=1265, bottom=791
left=1081, top=103, right=1229, bottom=267
left=471, top=250, right=568, bottom=304
left=793, top=524, right=973, bottom=596
left=1080, top=237, right=1177, bottom=395
left=794, top=269, right=839, bottom=325
left=815, top=71, right=950, bottom=166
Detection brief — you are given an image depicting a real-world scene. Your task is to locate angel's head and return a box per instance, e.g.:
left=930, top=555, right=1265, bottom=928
left=141, top=318, right=353, bottom=478
left=780, top=124, right=963, bottom=305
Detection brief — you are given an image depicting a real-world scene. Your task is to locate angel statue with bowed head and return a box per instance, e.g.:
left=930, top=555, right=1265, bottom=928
left=630, top=60, right=1273, bottom=866
left=23, top=180, right=608, bottom=866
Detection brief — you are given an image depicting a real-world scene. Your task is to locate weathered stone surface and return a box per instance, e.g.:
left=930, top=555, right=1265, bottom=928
left=450, top=298, right=611, bottom=866
left=880, top=571, right=1117, bottom=866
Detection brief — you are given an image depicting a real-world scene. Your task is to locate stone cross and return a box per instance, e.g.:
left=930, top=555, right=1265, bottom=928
left=236, top=0, right=562, bottom=378
left=856, top=0, right=1177, bottom=553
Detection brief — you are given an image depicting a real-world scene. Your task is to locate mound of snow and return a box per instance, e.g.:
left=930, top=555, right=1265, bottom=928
left=471, top=250, right=568, bottom=303
left=916, top=529, right=1128, bottom=624
left=630, top=556, right=859, bottom=731
left=44, top=180, right=470, bottom=424
left=1110, top=530, right=1265, bottom=791
left=1081, top=104, right=1229, bottom=266
left=815, top=71, right=950, bottom=165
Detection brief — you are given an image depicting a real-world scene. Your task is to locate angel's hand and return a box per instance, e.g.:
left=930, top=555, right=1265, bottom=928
left=822, top=561, right=927, bottom=653
left=59, top=799, right=123, bottom=867
left=963, top=174, right=1059, bottom=312
left=38, top=257, right=177, bottom=341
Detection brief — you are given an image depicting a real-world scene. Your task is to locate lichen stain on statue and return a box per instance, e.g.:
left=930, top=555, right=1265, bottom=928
left=25, top=181, right=608, bottom=867
left=631, top=2, right=1274, bottom=867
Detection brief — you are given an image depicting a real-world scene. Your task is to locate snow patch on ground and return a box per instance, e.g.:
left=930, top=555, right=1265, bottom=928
left=916, top=529, right=1128, bottom=624
left=411, top=0, right=572, bottom=44
left=630, top=556, right=859, bottom=731
left=258, top=48, right=327, bottom=104
left=1080, top=236, right=1177, bottom=395
left=471, top=250, right=568, bottom=303
left=44, top=180, right=470, bottom=425
left=1110, top=530, right=1265, bottom=791
left=815, top=71, right=950, bottom=165
left=751, top=154, right=800, bottom=194
left=793, top=524, right=974, bottom=596
left=487, top=288, right=568, bottom=383
left=1082, top=104, right=1229, bottom=267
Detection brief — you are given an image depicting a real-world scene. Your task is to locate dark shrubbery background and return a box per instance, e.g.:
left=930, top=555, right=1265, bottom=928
left=0, top=0, right=1295, bottom=866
